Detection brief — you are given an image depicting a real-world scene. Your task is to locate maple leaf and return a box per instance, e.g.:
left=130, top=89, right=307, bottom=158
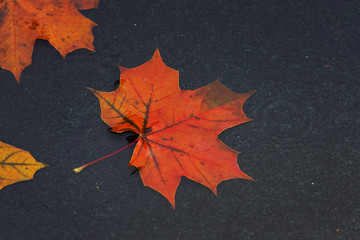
left=0, top=141, right=48, bottom=190
left=0, top=0, right=99, bottom=82
left=79, top=49, right=255, bottom=208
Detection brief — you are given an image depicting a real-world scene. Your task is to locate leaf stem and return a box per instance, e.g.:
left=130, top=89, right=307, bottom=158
left=73, top=137, right=139, bottom=173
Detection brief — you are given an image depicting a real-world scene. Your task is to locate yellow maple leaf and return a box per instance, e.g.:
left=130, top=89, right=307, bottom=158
left=0, top=141, right=48, bottom=190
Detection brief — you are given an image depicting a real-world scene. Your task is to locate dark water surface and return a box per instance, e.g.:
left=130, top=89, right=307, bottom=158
left=0, top=0, right=359, bottom=239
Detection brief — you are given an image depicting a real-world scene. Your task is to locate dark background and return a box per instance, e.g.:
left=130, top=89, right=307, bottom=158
left=0, top=0, right=359, bottom=239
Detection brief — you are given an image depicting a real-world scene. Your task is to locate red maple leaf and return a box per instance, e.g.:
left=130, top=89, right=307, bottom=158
left=0, top=0, right=99, bottom=81
left=76, top=49, right=255, bottom=208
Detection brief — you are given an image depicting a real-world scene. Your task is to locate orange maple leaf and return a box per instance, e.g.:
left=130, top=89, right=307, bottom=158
left=78, top=49, right=255, bottom=208
left=0, top=141, right=48, bottom=190
left=0, top=0, right=99, bottom=82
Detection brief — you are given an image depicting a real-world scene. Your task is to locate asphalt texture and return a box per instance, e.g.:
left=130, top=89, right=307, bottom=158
left=0, top=0, right=359, bottom=239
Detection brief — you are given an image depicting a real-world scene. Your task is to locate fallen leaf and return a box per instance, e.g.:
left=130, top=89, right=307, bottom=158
left=0, top=0, right=99, bottom=82
left=0, top=141, right=48, bottom=190
left=86, top=49, right=255, bottom=208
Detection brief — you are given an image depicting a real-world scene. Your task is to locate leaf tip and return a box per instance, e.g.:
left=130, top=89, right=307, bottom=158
left=42, top=162, right=50, bottom=168
left=250, top=89, right=256, bottom=94
left=11, top=69, right=23, bottom=83
left=246, top=89, right=256, bottom=100
left=86, top=87, right=96, bottom=93
left=243, top=172, right=255, bottom=181
left=15, top=75, right=21, bottom=83
left=213, top=188, right=218, bottom=197
left=152, top=48, right=162, bottom=60
left=117, top=65, right=128, bottom=73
